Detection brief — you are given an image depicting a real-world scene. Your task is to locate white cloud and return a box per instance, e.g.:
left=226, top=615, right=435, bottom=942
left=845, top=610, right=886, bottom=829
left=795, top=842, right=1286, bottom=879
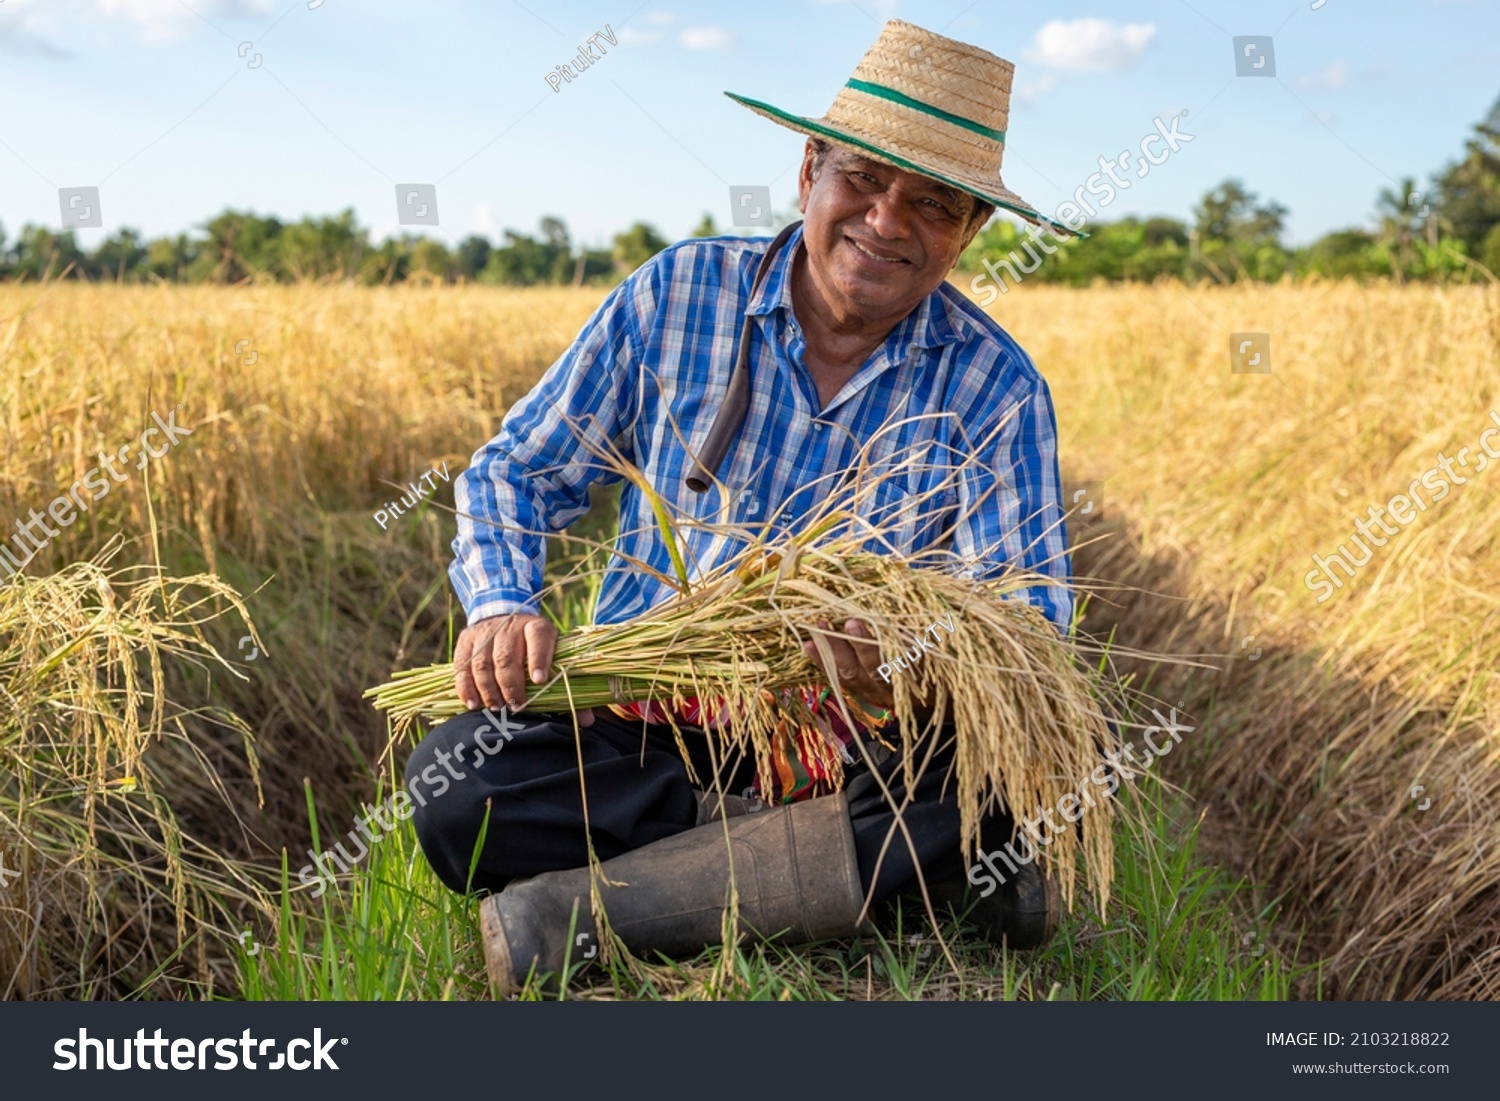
left=679, top=26, right=732, bottom=51
left=10, top=0, right=275, bottom=45
left=1026, top=18, right=1156, bottom=72
left=1295, top=61, right=1350, bottom=90
left=645, top=10, right=676, bottom=25
left=94, top=0, right=273, bottom=18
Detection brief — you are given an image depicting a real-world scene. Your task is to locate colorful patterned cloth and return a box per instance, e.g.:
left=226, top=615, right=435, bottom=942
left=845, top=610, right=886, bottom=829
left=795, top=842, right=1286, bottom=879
left=608, top=685, right=883, bottom=804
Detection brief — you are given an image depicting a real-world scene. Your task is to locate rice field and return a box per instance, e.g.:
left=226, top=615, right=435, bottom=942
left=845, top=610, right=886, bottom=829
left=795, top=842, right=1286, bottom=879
left=1, top=275, right=1495, bottom=999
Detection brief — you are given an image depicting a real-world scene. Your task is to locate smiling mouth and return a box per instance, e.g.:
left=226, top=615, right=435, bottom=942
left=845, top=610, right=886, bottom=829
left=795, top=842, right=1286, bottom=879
left=846, top=237, right=909, bottom=265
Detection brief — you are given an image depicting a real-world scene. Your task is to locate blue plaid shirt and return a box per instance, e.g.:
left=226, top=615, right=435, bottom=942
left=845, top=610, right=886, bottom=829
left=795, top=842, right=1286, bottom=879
left=451, top=226, right=1072, bottom=632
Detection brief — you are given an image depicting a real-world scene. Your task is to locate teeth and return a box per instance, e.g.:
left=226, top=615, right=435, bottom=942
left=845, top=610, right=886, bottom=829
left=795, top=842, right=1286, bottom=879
left=850, top=239, right=903, bottom=264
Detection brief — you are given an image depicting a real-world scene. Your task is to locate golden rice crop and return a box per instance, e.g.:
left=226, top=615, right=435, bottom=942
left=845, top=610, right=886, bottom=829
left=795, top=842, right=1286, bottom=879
left=1015, top=278, right=1500, bottom=998
left=4, top=276, right=1497, bottom=998
left=0, top=541, right=270, bottom=997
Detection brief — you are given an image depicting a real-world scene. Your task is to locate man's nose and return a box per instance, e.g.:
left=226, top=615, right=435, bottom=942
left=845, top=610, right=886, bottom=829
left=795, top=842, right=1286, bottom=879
left=865, top=189, right=913, bottom=241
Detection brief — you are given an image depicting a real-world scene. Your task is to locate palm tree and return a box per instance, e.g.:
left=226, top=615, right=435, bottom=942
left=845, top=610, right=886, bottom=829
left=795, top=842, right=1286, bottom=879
left=1376, top=177, right=1424, bottom=283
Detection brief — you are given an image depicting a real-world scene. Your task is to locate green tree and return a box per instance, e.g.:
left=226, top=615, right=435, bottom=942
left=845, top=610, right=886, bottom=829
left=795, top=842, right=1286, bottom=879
left=454, top=235, right=491, bottom=281
left=572, top=247, right=617, bottom=286
left=1195, top=179, right=1286, bottom=246
left=611, top=221, right=669, bottom=276
left=276, top=209, right=366, bottom=281
left=539, top=216, right=577, bottom=283
left=144, top=234, right=197, bottom=281
left=478, top=218, right=576, bottom=285
left=1192, top=180, right=1288, bottom=282
left=690, top=213, right=719, bottom=238
left=1302, top=228, right=1383, bottom=279
left=539, top=216, right=569, bottom=252
left=191, top=210, right=283, bottom=283
left=483, top=230, right=551, bottom=285
left=1432, top=112, right=1500, bottom=259
left=1142, top=217, right=1188, bottom=249
left=91, top=228, right=148, bottom=282
left=1482, top=222, right=1500, bottom=278
left=1375, top=178, right=1427, bottom=283
left=409, top=237, right=453, bottom=282
left=8, top=225, right=84, bottom=281
left=359, top=236, right=417, bottom=285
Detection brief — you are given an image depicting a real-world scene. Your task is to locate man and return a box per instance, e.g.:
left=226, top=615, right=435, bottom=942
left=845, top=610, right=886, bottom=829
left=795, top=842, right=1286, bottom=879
left=406, top=19, right=1078, bottom=996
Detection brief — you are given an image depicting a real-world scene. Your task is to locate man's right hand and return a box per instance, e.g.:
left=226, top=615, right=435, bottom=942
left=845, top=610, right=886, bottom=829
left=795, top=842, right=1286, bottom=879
left=453, top=614, right=594, bottom=726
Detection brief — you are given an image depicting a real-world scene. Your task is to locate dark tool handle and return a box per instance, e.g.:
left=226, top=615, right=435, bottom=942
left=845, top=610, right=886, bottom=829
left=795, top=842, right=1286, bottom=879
left=685, top=220, right=802, bottom=494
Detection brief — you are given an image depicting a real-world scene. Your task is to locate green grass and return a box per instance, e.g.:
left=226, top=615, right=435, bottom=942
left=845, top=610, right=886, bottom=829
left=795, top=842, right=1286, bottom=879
left=235, top=790, right=490, bottom=1001
left=232, top=771, right=1303, bottom=1001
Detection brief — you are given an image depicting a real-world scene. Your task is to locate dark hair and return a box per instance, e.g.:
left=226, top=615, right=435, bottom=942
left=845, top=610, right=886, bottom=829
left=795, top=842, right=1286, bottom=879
left=807, top=136, right=995, bottom=234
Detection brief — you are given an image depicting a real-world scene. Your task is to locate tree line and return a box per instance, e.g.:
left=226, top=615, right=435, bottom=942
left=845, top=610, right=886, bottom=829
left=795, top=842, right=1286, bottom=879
left=3, top=100, right=1497, bottom=287
left=0, top=209, right=673, bottom=286
left=956, top=104, right=1500, bottom=286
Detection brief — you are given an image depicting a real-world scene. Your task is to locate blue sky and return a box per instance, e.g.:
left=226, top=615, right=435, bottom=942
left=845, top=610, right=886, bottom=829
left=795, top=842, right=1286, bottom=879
left=2, top=0, right=1497, bottom=251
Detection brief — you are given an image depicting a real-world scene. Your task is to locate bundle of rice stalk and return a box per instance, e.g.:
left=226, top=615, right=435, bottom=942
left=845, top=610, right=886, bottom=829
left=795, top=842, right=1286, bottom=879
left=368, top=424, right=1126, bottom=908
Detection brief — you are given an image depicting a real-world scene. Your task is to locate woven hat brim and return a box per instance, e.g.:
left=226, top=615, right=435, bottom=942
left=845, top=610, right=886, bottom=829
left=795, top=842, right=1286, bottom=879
left=726, top=91, right=1081, bottom=239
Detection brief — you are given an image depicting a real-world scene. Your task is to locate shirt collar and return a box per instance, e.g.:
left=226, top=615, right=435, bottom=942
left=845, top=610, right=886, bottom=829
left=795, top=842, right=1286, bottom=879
left=748, top=223, right=962, bottom=352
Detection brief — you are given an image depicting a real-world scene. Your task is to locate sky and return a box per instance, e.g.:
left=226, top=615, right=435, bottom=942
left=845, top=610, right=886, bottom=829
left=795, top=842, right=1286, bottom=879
left=2, top=0, right=1498, bottom=252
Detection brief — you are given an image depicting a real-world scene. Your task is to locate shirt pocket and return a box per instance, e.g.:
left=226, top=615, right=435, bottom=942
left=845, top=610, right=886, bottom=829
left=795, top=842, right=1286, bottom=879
left=858, top=474, right=959, bottom=554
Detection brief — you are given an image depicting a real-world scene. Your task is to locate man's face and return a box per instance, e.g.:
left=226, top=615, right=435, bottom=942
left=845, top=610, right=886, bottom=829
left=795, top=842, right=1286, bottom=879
left=797, top=141, right=978, bottom=320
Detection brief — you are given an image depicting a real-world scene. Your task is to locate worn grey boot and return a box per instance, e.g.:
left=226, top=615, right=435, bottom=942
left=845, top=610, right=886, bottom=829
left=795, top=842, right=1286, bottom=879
left=479, top=792, right=872, bottom=998
left=694, top=787, right=765, bottom=824
left=918, top=858, right=1060, bottom=950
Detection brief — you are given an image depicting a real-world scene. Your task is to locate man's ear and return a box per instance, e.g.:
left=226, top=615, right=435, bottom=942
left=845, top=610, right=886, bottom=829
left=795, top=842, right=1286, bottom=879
left=797, top=138, right=819, bottom=212
left=954, top=224, right=983, bottom=263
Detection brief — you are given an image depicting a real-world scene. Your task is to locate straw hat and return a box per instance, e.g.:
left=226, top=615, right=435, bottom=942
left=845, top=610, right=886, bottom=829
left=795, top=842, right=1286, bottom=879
left=726, top=19, right=1073, bottom=237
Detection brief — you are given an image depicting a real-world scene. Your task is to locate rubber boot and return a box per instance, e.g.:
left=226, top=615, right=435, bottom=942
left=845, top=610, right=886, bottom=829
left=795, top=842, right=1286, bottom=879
left=479, top=792, right=872, bottom=998
left=694, top=788, right=765, bottom=824
left=916, top=857, right=1060, bottom=950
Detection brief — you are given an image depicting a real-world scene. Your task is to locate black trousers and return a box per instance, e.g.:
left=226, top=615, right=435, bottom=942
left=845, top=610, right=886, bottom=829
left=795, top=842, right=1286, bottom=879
left=404, top=706, right=1014, bottom=907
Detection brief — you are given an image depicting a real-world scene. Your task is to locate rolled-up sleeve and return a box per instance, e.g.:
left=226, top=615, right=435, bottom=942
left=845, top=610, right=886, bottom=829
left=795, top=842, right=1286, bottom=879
left=449, top=265, right=655, bottom=624
left=953, top=372, right=1074, bottom=634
